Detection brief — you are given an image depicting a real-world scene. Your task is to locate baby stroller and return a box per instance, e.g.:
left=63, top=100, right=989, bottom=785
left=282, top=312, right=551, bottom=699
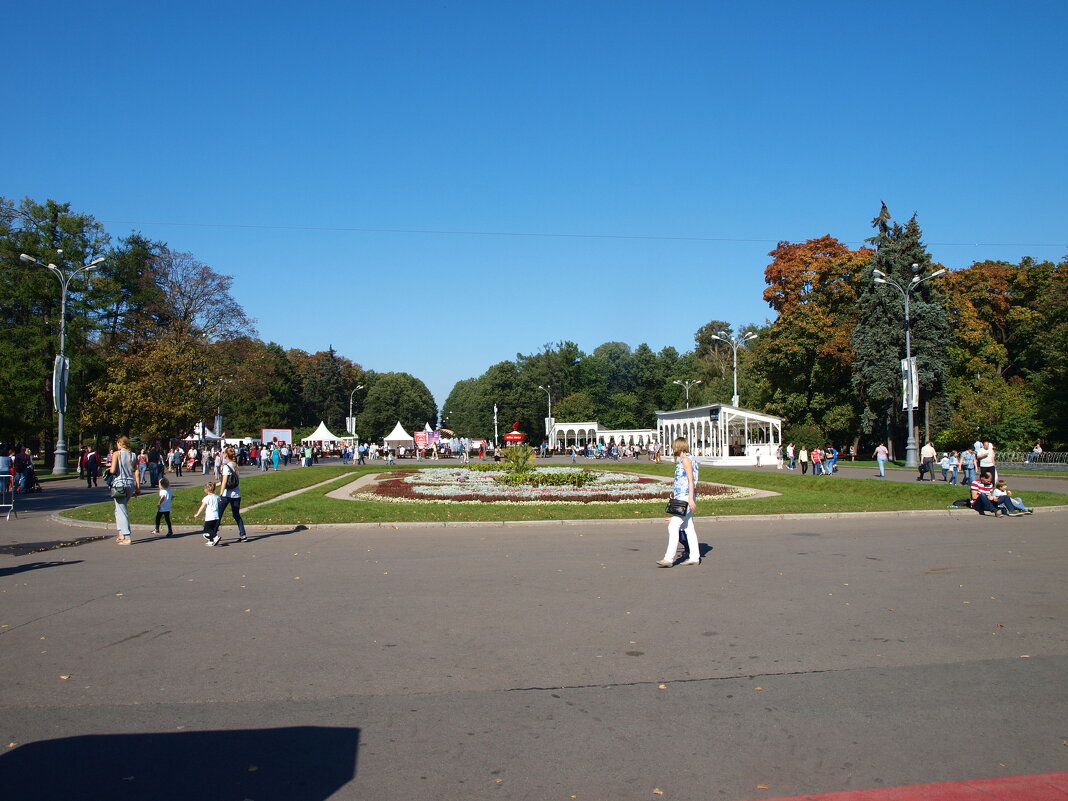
left=23, top=462, right=43, bottom=493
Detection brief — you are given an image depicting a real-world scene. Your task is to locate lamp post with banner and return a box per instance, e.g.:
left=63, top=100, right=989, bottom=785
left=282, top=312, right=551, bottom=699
left=537, top=385, right=552, bottom=444
left=873, top=264, right=946, bottom=468
left=347, top=384, right=364, bottom=440
left=20, top=251, right=105, bottom=475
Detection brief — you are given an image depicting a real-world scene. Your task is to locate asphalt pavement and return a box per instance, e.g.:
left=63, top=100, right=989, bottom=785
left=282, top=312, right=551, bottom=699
left=1, top=467, right=1066, bottom=800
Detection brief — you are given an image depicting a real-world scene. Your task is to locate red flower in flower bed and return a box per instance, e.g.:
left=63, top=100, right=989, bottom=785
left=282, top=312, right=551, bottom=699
left=356, top=470, right=742, bottom=505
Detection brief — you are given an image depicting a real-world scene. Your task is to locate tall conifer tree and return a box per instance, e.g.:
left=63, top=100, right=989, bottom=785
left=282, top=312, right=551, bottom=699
left=851, top=204, right=949, bottom=453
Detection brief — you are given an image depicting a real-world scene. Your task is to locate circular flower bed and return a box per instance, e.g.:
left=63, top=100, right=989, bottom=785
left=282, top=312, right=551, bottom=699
left=353, top=467, right=754, bottom=505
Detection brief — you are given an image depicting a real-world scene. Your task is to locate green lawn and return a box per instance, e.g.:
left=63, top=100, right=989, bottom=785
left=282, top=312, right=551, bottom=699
left=62, top=466, right=364, bottom=526
left=56, top=463, right=1063, bottom=527
left=60, top=463, right=1067, bottom=527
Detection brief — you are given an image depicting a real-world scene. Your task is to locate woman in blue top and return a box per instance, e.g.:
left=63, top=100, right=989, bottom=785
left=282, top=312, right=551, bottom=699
left=657, top=437, right=701, bottom=567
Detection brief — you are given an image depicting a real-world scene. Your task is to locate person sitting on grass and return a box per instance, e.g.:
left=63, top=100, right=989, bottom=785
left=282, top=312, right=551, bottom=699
left=970, top=471, right=1023, bottom=516
left=993, top=480, right=1033, bottom=515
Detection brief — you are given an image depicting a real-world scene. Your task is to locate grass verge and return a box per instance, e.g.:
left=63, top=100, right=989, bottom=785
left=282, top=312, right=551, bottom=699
left=239, top=464, right=1066, bottom=525
left=61, top=466, right=365, bottom=526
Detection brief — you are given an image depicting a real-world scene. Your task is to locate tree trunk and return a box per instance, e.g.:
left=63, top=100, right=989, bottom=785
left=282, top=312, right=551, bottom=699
left=885, top=408, right=895, bottom=461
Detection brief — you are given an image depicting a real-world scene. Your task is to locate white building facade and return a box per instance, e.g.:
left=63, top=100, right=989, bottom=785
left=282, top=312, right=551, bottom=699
left=547, top=421, right=657, bottom=449
left=655, top=404, right=782, bottom=466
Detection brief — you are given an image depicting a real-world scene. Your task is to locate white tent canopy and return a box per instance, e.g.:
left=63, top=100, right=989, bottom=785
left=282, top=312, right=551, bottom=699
left=192, top=422, right=223, bottom=441
left=301, top=421, right=346, bottom=443
left=384, top=421, right=414, bottom=446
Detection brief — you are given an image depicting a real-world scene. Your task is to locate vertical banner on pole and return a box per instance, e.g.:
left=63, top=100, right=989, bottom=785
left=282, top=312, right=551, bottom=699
left=52, top=356, right=69, bottom=414
left=900, top=357, right=919, bottom=410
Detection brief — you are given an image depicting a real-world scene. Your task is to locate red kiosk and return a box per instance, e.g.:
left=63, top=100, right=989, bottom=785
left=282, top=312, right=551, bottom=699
left=503, top=421, right=527, bottom=447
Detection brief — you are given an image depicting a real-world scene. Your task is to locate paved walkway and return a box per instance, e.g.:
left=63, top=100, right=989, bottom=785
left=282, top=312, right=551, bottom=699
left=1, top=512, right=1065, bottom=799
left=1, top=469, right=1066, bottom=800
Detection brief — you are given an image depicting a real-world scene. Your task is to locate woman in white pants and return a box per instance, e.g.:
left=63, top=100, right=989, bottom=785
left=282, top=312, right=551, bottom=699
left=657, top=437, right=701, bottom=567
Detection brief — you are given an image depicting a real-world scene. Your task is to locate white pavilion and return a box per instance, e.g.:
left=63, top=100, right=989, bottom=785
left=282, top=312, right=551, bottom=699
left=655, top=403, right=782, bottom=466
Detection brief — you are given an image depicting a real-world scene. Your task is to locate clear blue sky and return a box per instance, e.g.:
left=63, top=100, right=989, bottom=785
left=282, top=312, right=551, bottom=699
left=8, top=1, right=1066, bottom=406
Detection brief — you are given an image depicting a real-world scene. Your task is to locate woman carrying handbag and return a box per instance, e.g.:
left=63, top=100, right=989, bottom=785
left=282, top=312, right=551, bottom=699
left=110, top=435, right=142, bottom=545
left=657, top=437, right=701, bottom=567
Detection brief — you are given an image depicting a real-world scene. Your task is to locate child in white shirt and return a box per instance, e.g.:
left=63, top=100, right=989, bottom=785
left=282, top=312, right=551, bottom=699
left=195, top=481, right=223, bottom=546
left=153, top=477, right=174, bottom=537
left=992, top=480, right=1031, bottom=514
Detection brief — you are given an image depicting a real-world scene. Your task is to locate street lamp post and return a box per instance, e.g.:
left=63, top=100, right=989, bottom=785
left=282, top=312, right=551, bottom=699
left=20, top=252, right=105, bottom=474
left=537, top=385, right=552, bottom=443
left=709, top=330, right=757, bottom=407
left=672, top=379, right=701, bottom=408
left=873, top=264, right=946, bottom=468
left=348, top=384, right=364, bottom=440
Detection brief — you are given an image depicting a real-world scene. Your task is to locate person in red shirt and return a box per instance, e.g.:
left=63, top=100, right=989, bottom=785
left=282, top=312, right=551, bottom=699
left=970, top=471, right=1019, bottom=516
left=811, top=447, right=823, bottom=476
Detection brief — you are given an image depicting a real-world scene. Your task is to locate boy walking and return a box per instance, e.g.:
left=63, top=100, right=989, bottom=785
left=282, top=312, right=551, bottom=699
left=195, top=482, right=223, bottom=546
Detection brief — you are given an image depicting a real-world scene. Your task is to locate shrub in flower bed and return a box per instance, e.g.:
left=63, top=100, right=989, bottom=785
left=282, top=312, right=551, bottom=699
left=353, top=467, right=751, bottom=505
left=493, top=470, right=599, bottom=488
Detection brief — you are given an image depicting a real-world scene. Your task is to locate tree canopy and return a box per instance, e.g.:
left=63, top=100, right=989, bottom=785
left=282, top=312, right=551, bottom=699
left=0, top=195, right=422, bottom=453
left=4, top=194, right=1064, bottom=458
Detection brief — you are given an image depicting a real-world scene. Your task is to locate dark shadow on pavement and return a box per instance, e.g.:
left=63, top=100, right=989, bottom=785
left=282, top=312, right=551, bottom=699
left=243, top=525, right=309, bottom=543
left=135, top=529, right=208, bottom=544
left=0, top=560, right=84, bottom=577
left=0, top=725, right=359, bottom=801
left=0, top=538, right=106, bottom=557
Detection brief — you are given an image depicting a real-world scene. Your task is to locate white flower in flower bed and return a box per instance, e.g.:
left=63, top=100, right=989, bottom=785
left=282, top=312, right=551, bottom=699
left=365, top=466, right=678, bottom=503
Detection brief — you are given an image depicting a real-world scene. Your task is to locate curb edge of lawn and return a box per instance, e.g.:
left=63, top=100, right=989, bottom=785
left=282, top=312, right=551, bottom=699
left=51, top=504, right=1068, bottom=533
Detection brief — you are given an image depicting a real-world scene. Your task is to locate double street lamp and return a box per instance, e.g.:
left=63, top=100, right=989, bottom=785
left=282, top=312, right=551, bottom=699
left=709, top=330, right=758, bottom=407
left=20, top=251, right=105, bottom=474
left=672, top=379, right=701, bottom=408
left=872, top=264, right=946, bottom=468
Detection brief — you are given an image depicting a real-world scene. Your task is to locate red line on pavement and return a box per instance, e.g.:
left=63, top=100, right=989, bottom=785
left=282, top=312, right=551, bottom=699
left=749, top=772, right=1068, bottom=801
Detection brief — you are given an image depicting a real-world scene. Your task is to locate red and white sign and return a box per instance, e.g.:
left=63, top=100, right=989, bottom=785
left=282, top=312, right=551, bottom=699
left=261, top=428, right=293, bottom=445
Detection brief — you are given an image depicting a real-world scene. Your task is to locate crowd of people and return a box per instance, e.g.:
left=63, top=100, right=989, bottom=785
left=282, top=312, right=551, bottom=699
left=779, top=443, right=842, bottom=475
left=103, top=438, right=249, bottom=546
left=0, top=445, right=42, bottom=494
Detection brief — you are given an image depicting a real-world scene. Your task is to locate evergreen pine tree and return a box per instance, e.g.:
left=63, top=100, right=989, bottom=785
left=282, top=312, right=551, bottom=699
left=851, top=204, right=950, bottom=454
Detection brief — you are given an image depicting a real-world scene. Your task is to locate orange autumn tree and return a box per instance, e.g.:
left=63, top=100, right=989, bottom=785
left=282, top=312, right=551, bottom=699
left=750, top=235, right=873, bottom=444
